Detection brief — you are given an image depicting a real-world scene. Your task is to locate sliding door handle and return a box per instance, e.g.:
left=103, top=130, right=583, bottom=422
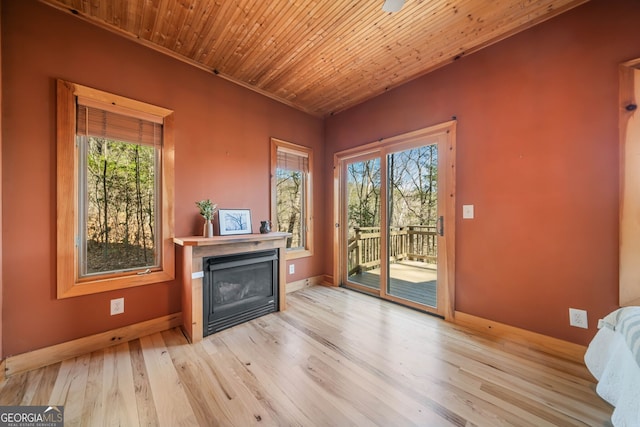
left=436, top=216, right=444, bottom=236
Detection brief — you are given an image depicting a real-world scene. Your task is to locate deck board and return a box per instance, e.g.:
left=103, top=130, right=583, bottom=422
left=349, top=261, right=437, bottom=307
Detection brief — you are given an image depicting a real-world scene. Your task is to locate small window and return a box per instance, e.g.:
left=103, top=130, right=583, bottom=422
left=270, top=138, right=313, bottom=259
left=57, top=80, right=175, bottom=298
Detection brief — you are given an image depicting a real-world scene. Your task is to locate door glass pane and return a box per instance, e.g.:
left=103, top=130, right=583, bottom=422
left=387, top=145, right=438, bottom=307
left=346, top=158, right=382, bottom=291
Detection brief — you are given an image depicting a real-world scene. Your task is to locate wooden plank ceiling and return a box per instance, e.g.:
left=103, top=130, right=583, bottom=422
left=40, top=0, right=589, bottom=117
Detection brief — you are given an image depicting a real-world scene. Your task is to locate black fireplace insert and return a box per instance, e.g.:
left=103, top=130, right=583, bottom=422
left=203, top=249, right=279, bottom=336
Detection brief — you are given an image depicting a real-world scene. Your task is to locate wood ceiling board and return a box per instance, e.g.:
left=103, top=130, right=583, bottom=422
left=38, top=0, right=590, bottom=117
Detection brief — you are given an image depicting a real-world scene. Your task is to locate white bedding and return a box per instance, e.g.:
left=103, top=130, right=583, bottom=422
left=584, top=307, right=640, bottom=427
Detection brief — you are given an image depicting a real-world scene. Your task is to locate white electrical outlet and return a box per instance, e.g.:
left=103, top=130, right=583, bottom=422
left=569, top=308, right=588, bottom=329
left=289, top=264, right=295, bottom=274
left=462, top=204, right=474, bottom=219
left=111, top=298, right=124, bottom=315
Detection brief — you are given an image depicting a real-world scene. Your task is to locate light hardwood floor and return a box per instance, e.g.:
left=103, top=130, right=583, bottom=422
left=0, top=286, right=613, bottom=426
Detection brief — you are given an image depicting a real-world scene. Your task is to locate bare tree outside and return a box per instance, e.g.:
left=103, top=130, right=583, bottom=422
left=347, top=147, right=437, bottom=231
left=345, top=158, right=381, bottom=276
left=82, top=136, right=158, bottom=275
left=346, top=159, right=381, bottom=229
left=276, top=168, right=304, bottom=248
left=346, top=145, right=438, bottom=277
left=388, top=146, right=438, bottom=228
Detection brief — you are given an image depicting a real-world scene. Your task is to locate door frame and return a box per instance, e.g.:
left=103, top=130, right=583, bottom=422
left=333, top=120, right=456, bottom=320
left=620, top=58, right=640, bottom=306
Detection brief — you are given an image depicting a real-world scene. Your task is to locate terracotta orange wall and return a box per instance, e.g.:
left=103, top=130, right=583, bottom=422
left=0, top=0, right=3, bottom=360
left=1, top=0, right=324, bottom=357
left=325, top=0, right=638, bottom=345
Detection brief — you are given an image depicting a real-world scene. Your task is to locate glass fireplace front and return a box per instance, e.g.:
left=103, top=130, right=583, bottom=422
left=203, top=249, right=278, bottom=336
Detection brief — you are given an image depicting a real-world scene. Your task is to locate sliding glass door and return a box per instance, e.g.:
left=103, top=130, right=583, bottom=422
left=337, top=123, right=455, bottom=317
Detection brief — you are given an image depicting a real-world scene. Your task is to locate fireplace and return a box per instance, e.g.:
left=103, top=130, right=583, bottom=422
left=174, top=232, right=289, bottom=343
left=203, top=249, right=279, bottom=336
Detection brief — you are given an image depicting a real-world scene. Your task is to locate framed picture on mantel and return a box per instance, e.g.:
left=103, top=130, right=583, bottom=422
left=218, top=209, right=252, bottom=235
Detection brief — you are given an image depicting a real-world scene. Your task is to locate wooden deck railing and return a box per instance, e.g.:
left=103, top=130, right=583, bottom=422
left=347, top=225, right=437, bottom=275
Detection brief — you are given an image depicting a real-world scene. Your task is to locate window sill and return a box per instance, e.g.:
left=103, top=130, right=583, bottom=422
left=58, top=269, right=174, bottom=299
left=285, top=249, right=313, bottom=260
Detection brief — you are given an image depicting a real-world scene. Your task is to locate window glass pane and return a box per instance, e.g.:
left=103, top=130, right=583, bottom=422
left=276, top=167, right=305, bottom=249
left=78, top=136, right=160, bottom=276
left=271, top=138, right=312, bottom=256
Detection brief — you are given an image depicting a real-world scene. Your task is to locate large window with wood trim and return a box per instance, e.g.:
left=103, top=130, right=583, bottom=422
left=57, top=80, right=174, bottom=298
left=270, top=138, right=313, bottom=259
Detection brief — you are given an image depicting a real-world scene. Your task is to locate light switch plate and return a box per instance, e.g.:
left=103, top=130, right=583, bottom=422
left=462, top=204, right=474, bottom=219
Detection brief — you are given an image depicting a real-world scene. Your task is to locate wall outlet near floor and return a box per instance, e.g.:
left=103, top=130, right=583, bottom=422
left=569, top=308, right=588, bottom=328
left=289, top=264, right=295, bottom=274
left=110, top=298, right=124, bottom=315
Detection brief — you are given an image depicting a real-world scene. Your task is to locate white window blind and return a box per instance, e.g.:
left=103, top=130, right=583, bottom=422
left=277, top=148, right=308, bottom=172
left=77, top=98, right=162, bottom=147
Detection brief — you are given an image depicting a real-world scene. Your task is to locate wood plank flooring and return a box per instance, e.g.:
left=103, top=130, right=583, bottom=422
left=0, top=286, right=613, bottom=426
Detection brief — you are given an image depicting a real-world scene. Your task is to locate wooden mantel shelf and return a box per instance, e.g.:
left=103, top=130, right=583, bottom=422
left=174, top=232, right=290, bottom=247
left=174, top=232, right=290, bottom=343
